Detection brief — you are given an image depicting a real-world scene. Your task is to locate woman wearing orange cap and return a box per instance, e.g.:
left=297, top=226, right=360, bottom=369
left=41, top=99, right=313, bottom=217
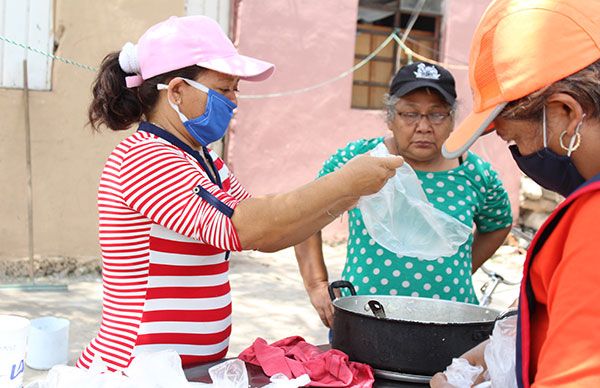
left=432, top=0, right=600, bottom=387
left=77, top=15, right=403, bottom=372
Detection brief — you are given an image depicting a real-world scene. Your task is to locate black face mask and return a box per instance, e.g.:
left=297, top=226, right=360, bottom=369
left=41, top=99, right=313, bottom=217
left=508, top=106, right=586, bottom=197
left=509, top=144, right=585, bottom=197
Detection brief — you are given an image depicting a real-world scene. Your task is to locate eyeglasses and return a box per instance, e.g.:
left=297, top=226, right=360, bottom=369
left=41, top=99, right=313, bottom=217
left=396, top=111, right=452, bottom=125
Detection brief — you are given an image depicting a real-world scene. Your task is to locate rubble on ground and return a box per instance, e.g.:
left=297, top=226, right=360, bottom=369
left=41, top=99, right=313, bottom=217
left=518, top=175, right=562, bottom=231
left=0, top=256, right=100, bottom=282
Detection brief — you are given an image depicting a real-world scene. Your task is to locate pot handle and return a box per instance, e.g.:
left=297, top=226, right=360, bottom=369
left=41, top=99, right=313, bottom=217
left=328, top=280, right=357, bottom=301
left=367, top=300, right=387, bottom=319
left=473, top=309, right=518, bottom=341
left=495, top=308, right=518, bottom=323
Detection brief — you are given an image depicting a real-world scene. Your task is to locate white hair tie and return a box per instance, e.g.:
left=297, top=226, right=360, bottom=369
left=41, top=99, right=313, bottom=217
left=118, top=42, right=140, bottom=75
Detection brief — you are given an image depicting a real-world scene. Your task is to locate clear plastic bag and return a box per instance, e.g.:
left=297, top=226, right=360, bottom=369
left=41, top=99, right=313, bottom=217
left=442, top=315, right=518, bottom=388
left=263, top=373, right=311, bottom=387
left=205, top=359, right=249, bottom=388
left=444, top=358, right=484, bottom=387
left=484, top=315, right=517, bottom=388
left=126, top=350, right=191, bottom=388
left=358, top=143, right=472, bottom=260
left=25, top=350, right=206, bottom=388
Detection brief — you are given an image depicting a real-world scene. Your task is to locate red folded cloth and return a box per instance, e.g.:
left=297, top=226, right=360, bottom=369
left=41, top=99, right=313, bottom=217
left=238, top=336, right=374, bottom=387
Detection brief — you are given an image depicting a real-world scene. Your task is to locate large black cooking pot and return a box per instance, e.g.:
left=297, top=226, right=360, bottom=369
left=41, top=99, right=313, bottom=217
left=329, top=280, right=514, bottom=376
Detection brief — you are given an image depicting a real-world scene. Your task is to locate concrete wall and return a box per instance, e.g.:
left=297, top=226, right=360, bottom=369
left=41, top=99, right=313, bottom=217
left=0, top=0, right=184, bottom=259
left=230, top=0, right=520, bottom=241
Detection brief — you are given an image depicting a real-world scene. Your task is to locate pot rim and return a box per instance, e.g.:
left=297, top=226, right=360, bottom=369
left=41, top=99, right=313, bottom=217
left=332, top=294, right=501, bottom=325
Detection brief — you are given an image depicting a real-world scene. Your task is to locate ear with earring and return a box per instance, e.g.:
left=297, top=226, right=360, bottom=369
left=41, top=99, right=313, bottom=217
left=560, top=113, right=586, bottom=156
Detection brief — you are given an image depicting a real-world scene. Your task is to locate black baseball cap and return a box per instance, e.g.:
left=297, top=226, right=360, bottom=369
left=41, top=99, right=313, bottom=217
left=389, top=61, right=457, bottom=105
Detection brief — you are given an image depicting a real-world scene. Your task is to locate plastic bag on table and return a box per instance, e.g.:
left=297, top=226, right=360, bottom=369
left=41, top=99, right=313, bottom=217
left=358, top=143, right=471, bottom=260
left=444, top=358, right=484, bottom=387
left=126, top=350, right=192, bottom=388
left=25, top=355, right=134, bottom=388
left=25, top=350, right=204, bottom=388
left=483, top=314, right=517, bottom=388
left=263, top=373, right=311, bottom=387
left=203, top=359, right=249, bottom=388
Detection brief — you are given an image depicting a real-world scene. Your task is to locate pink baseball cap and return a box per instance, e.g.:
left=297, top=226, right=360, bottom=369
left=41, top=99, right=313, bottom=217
left=118, top=15, right=275, bottom=88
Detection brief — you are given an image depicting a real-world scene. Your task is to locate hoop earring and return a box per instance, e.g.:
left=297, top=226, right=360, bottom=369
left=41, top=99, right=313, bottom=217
left=559, top=116, right=584, bottom=157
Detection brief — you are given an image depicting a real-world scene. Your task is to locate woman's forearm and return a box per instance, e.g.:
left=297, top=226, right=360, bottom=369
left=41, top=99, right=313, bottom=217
left=461, top=339, right=489, bottom=369
left=294, top=232, right=328, bottom=289
left=232, top=154, right=402, bottom=252
left=232, top=172, right=356, bottom=251
left=294, top=231, right=337, bottom=327
left=471, top=227, right=511, bottom=272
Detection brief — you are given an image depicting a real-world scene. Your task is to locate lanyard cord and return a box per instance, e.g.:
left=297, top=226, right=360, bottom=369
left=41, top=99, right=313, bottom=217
left=138, top=122, right=223, bottom=188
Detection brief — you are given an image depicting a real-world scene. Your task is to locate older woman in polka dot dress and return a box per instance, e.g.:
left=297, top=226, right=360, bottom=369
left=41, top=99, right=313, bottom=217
left=294, top=62, right=513, bottom=328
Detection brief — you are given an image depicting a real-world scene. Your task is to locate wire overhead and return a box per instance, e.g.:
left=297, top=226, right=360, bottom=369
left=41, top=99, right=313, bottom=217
left=0, top=21, right=469, bottom=99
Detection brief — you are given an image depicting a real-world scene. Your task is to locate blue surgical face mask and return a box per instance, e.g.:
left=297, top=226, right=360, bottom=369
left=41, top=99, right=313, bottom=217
left=157, top=78, right=237, bottom=147
left=509, top=106, right=585, bottom=197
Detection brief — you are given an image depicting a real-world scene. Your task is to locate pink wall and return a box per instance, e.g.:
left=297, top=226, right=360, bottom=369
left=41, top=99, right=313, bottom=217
left=230, top=1, right=385, bottom=240
left=442, top=0, right=521, bottom=221
left=229, top=0, right=520, bottom=241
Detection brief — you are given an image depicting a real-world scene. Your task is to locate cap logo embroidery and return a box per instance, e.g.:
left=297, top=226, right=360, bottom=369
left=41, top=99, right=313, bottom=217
left=413, top=63, right=440, bottom=80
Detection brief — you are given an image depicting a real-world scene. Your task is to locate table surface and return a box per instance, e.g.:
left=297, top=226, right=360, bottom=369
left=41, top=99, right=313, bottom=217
left=183, top=359, right=430, bottom=387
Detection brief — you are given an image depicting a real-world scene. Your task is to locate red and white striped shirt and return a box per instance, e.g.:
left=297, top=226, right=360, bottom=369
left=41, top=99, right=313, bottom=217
left=77, top=126, right=249, bottom=371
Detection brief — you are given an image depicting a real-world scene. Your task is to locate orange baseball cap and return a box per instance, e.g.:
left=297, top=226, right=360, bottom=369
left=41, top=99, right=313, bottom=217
left=442, top=0, right=600, bottom=159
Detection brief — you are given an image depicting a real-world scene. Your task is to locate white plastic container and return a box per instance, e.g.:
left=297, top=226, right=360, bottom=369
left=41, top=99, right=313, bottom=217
left=0, top=314, right=30, bottom=388
left=25, top=316, right=70, bottom=370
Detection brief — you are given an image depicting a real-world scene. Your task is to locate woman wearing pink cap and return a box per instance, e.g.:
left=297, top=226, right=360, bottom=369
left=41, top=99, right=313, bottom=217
left=431, top=0, right=600, bottom=387
left=76, top=16, right=403, bottom=372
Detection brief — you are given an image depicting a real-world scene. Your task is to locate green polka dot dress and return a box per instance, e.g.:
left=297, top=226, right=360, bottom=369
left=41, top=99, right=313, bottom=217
left=318, top=137, right=512, bottom=304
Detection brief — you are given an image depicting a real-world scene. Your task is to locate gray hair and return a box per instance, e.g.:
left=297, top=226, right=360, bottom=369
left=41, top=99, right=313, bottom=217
left=383, top=89, right=457, bottom=124
left=500, top=59, right=600, bottom=120
left=384, top=93, right=402, bottom=123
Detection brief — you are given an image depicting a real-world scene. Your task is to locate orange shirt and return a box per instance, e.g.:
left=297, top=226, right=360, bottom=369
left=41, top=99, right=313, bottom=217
left=529, top=191, right=600, bottom=387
